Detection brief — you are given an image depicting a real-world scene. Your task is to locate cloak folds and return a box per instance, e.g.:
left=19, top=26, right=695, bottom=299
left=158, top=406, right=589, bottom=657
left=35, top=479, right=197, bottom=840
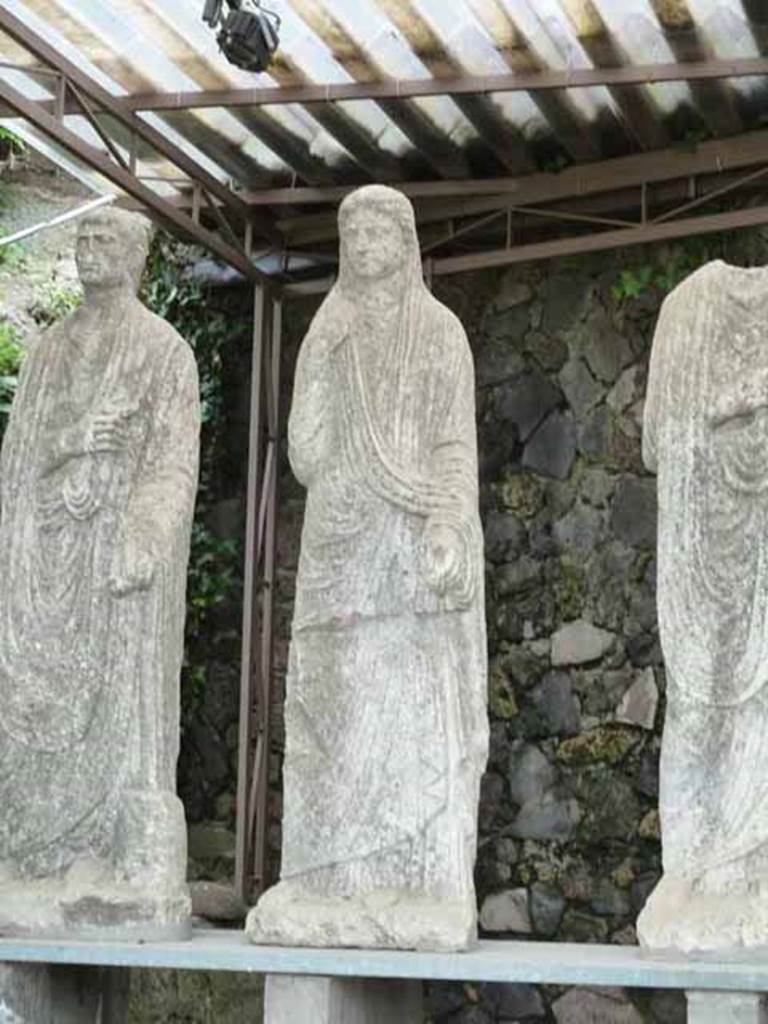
left=0, top=302, right=199, bottom=878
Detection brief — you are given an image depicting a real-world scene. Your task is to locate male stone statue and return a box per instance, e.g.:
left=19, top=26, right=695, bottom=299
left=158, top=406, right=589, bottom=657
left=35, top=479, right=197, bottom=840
left=638, top=260, right=768, bottom=951
left=246, top=184, right=489, bottom=953
left=0, top=207, right=199, bottom=939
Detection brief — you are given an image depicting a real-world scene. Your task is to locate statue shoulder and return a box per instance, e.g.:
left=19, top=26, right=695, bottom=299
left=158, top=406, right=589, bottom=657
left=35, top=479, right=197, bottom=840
left=426, top=295, right=472, bottom=367
left=137, top=303, right=198, bottom=377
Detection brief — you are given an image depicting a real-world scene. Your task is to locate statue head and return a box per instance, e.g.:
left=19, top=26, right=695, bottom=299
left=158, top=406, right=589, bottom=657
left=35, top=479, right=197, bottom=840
left=76, top=207, right=154, bottom=294
left=337, top=185, right=419, bottom=288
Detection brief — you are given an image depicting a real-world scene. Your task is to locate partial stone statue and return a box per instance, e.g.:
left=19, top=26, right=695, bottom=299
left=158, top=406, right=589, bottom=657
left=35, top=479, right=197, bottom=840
left=0, top=207, right=200, bottom=940
left=246, top=185, right=489, bottom=952
left=638, top=260, right=768, bottom=951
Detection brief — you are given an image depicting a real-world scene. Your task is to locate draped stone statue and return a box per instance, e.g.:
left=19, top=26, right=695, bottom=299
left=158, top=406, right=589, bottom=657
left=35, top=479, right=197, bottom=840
left=0, top=207, right=199, bottom=939
left=638, top=260, right=768, bottom=951
left=246, top=185, right=489, bottom=952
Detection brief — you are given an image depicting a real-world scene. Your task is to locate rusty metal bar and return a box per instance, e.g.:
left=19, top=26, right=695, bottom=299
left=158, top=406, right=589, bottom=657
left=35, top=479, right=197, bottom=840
left=431, top=202, right=768, bottom=275
left=68, top=81, right=129, bottom=171
left=235, top=284, right=268, bottom=902
left=119, top=57, right=768, bottom=111
left=248, top=129, right=768, bottom=210
left=0, top=5, right=279, bottom=244
left=0, top=75, right=267, bottom=283
left=254, top=293, right=281, bottom=897
left=234, top=288, right=282, bottom=902
left=650, top=163, right=768, bottom=225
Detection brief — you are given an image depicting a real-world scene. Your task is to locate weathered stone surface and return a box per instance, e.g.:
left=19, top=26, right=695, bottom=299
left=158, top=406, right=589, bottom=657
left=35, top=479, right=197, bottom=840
left=478, top=888, right=531, bottom=933
left=533, top=672, right=581, bottom=735
left=557, top=727, right=637, bottom=767
left=495, top=275, right=533, bottom=310
left=496, top=557, right=542, bottom=597
left=0, top=208, right=198, bottom=939
left=508, top=744, right=557, bottom=805
left=554, top=503, right=606, bottom=554
left=551, top=619, right=615, bottom=666
left=527, top=330, right=568, bottom=372
left=484, top=511, right=526, bottom=563
left=559, top=358, right=604, bottom=417
left=636, top=262, right=768, bottom=953
left=481, top=981, right=545, bottom=1018
left=497, top=371, right=561, bottom=442
left=523, top=411, right=577, bottom=480
left=610, top=475, right=657, bottom=549
left=189, top=882, right=246, bottom=923
left=615, top=668, right=658, bottom=730
left=246, top=186, right=488, bottom=953
left=552, top=988, right=644, bottom=1024
left=582, top=309, right=634, bottom=384
left=510, top=791, right=581, bottom=841
left=529, top=881, right=565, bottom=937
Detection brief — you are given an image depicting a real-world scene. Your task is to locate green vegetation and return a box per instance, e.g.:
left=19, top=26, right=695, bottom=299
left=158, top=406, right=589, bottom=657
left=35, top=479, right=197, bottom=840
left=0, top=320, right=23, bottom=437
left=29, top=282, right=82, bottom=326
left=143, top=234, right=247, bottom=703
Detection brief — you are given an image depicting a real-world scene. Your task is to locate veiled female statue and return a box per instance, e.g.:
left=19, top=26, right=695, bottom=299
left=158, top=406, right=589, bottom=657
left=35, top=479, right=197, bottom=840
left=246, top=185, right=488, bottom=952
left=0, top=208, right=199, bottom=939
left=638, top=260, right=768, bottom=951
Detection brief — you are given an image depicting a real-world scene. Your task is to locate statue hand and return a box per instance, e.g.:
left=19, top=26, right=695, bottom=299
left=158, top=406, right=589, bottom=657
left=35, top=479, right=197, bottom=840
left=86, top=409, right=135, bottom=454
left=109, top=537, right=155, bottom=596
left=423, top=521, right=463, bottom=595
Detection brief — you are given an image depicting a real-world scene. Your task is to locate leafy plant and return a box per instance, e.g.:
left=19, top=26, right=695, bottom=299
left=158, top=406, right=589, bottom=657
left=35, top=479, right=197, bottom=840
left=0, top=126, right=26, bottom=158
left=142, top=233, right=249, bottom=703
left=29, top=283, right=82, bottom=326
left=0, top=243, right=26, bottom=271
left=0, top=320, right=24, bottom=435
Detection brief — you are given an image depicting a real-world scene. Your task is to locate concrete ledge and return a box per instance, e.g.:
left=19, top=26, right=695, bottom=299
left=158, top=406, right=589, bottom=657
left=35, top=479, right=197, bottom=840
left=1, top=931, right=768, bottom=992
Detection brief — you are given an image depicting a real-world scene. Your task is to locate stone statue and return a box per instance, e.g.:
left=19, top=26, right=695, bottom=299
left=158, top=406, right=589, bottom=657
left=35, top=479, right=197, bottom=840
left=638, top=260, right=768, bottom=951
left=246, top=185, right=489, bottom=952
left=0, top=207, right=200, bottom=940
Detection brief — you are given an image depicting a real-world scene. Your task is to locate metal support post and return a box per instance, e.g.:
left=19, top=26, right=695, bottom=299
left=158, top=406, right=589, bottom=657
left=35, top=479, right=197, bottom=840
left=0, top=963, right=128, bottom=1023
left=264, top=976, right=423, bottom=1024
left=235, top=286, right=283, bottom=905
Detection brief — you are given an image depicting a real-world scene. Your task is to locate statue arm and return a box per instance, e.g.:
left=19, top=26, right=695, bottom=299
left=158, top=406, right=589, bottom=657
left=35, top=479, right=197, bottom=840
left=423, top=321, right=481, bottom=606
left=110, top=344, right=200, bottom=596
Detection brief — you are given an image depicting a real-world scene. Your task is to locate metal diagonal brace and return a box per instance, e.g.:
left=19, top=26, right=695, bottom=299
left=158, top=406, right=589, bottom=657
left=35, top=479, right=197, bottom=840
left=0, top=75, right=272, bottom=285
left=0, top=5, right=279, bottom=247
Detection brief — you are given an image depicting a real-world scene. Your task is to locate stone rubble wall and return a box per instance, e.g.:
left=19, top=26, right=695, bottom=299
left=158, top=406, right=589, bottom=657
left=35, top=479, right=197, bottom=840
left=2, top=155, right=759, bottom=1023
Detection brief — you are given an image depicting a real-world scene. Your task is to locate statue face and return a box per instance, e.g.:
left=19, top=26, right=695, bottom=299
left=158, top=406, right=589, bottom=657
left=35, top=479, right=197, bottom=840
left=343, top=208, right=404, bottom=281
left=76, top=220, right=127, bottom=288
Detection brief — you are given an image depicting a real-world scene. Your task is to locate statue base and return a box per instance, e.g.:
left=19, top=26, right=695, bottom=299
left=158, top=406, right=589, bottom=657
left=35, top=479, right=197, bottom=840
left=0, top=875, right=191, bottom=942
left=0, top=790, right=191, bottom=942
left=246, top=880, right=476, bottom=952
left=638, top=875, right=768, bottom=952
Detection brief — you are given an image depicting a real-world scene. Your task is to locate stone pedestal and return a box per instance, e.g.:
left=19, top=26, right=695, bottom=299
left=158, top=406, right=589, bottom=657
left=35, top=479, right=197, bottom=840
left=0, top=963, right=128, bottom=1023
left=264, top=975, right=422, bottom=1024
left=687, top=991, right=767, bottom=1024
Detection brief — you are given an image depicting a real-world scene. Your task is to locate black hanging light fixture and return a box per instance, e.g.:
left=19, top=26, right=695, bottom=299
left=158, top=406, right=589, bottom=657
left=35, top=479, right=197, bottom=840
left=202, top=0, right=281, bottom=73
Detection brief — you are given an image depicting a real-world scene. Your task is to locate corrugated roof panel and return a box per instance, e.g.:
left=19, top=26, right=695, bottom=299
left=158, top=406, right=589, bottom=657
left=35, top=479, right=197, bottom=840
left=292, top=0, right=477, bottom=145
left=593, top=0, right=694, bottom=113
left=0, top=0, right=764, bottom=209
left=687, top=0, right=764, bottom=101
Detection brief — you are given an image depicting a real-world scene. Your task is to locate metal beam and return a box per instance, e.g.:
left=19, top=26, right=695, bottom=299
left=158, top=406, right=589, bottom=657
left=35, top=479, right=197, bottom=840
left=118, top=57, right=768, bottom=111
left=251, top=128, right=768, bottom=224
left=431, top=202, right=768, bottom=275
left=0, top=6, right=278, bottom=245
left=0, top=75, right=271, bottom=285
